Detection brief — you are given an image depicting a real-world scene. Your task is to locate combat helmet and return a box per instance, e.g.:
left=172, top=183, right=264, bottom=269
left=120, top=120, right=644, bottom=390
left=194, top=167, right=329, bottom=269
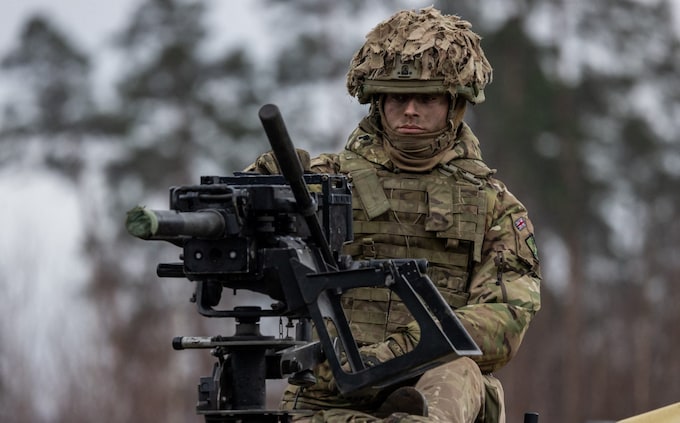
left=347, top=7, right=493, bottom=105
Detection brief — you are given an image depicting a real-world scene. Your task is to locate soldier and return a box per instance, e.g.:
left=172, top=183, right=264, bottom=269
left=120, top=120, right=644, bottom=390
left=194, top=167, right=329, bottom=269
left=247, top=6, right=541, bottom=423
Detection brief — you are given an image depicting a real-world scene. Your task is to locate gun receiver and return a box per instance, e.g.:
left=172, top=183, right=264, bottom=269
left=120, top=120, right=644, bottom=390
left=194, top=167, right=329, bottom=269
left=125, top=104, right=481, bottom=422
left=258, top=103, right=335, bottom=269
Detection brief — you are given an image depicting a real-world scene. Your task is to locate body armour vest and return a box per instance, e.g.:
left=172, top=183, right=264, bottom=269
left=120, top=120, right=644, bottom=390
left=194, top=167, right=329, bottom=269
left=338, top=124, right=495, bottom=345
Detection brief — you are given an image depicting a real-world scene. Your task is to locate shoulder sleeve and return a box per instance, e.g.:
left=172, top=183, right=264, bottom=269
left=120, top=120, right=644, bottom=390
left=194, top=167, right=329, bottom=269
left=455, top=179, right=541, bottom=373
left=310, top=153, right=341, bottom=174
left=242, top=149, right=312, bottom=174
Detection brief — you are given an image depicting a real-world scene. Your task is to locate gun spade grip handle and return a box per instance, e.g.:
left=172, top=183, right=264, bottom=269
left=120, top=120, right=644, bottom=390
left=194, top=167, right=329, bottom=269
left=258, top=104, right=314, bottom=216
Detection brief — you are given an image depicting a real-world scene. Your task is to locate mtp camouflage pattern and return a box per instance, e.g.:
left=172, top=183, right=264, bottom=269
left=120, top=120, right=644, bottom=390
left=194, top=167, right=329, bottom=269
left=246, top=120, right=541, bottom=422
left=347, top=7, right=493, bottom=104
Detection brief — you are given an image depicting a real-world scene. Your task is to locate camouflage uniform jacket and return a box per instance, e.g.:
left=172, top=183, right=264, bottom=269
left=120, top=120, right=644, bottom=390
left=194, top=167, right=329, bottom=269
left=246, top=122, right=541, bottom=374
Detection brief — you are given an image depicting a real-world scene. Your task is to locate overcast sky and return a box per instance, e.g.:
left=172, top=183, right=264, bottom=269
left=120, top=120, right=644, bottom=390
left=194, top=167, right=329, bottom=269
left=0, top=0, right=408, bottom=108
left=4, top=0, right=680, bottom=58
left=1, top=0, right=279, bottom=104
left=2, top=0, right=138, bottom=53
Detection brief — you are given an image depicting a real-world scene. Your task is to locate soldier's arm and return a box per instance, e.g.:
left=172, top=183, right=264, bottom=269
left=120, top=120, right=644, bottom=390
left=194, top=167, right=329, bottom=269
left=309, top=153, right=341, bottom=174
left=455, top=182, right=541, bottom=373
left=360, top=181, right=540, bottom=374
left=242, top=148, right=314, bottom=174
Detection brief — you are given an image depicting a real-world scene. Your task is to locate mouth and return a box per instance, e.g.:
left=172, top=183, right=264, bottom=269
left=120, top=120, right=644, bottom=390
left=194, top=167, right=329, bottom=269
left=396, top=124, right=425, bottom=134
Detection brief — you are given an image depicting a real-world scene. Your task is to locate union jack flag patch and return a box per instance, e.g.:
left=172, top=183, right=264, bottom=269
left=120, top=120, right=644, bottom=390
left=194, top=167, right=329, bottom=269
left=514, top=217, right=527, bottom=231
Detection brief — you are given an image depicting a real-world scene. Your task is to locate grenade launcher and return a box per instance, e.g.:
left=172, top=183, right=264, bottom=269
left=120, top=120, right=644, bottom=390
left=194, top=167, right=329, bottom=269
left=125, top=104, right=481, bottom=422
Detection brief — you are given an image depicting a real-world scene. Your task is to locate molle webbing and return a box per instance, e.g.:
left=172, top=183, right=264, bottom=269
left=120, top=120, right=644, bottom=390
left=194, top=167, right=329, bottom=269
left=354, top=172, right=487, bottom=262
left=436, top=184, right=487, bottom=262
left=340, top=287, right=391, bottom=344
left=338, top=151, right=489, bottom=344
left=343, top=235, right=470, bottom=268
left=350, top=168, right=391, bottom=219
left=341, top=286, right=471, bottom=344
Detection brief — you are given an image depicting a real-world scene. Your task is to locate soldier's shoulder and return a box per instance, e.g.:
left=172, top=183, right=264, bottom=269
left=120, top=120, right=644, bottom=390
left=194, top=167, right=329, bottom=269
left=310, top=153, right=341, bottom=174
left=446, top=158, right=495, bottom=178
left=243, top=148, right=312, bottom=174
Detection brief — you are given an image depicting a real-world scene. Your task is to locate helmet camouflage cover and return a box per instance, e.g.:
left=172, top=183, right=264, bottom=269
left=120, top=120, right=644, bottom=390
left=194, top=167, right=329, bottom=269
left=347, top=7, right=493, bottom=104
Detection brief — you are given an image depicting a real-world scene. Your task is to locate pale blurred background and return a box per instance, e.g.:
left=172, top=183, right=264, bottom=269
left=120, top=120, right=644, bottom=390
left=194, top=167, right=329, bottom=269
left=1, top=1, right=680, bottom=422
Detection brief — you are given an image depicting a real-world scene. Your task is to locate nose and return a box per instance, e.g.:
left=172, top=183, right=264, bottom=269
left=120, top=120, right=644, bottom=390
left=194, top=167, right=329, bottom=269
left=403, top=98, right=419, bottom=116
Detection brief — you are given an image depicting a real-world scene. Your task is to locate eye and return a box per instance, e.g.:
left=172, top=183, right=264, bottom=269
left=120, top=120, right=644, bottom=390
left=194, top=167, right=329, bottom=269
left=391, top=94, right=409, bottom=103
left=419, top=95, right=439, bottom=103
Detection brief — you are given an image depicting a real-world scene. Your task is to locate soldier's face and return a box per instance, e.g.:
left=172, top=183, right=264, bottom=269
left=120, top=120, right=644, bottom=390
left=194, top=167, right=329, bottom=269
left=383, top=93, right=449, bottom=135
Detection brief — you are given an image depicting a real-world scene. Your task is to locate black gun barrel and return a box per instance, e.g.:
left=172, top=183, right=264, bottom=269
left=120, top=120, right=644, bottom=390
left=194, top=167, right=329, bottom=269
left=258, top=104, right=335, bottom=268
left=258, top=104, right=314, bottom=217
left=126, top=206, right=225, bottom=239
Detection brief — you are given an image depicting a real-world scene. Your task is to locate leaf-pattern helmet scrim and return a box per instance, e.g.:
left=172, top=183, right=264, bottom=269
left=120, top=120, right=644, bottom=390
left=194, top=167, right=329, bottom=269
left=347, top=7, right=493, bottom=105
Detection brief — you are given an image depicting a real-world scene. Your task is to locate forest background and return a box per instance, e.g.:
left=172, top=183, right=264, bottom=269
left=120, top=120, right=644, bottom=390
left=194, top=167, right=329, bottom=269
left=1, top=0, right=679, bottom=422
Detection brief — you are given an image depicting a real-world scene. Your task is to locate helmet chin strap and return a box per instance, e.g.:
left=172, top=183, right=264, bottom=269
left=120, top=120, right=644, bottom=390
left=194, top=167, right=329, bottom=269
left=375, top=95, right=467, bottom=172
left=448, top=96, right=468, bottom=132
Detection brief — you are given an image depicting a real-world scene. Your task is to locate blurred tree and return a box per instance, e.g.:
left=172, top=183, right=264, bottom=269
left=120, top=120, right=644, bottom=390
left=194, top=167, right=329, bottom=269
left=1, top=15, right=91, bottom=135
left=0, top=15, right=101, bottom=423
left=112, top=0, right=264, bottom=184
left=80, top=0, right=277, bottom=421
left=260, top=0, right=378, bottom=154
left=0, top=15, right=130, bottom=139
left=437, top=0, right=680, bottom=422
left=539, top=1, right=680, bottom=421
